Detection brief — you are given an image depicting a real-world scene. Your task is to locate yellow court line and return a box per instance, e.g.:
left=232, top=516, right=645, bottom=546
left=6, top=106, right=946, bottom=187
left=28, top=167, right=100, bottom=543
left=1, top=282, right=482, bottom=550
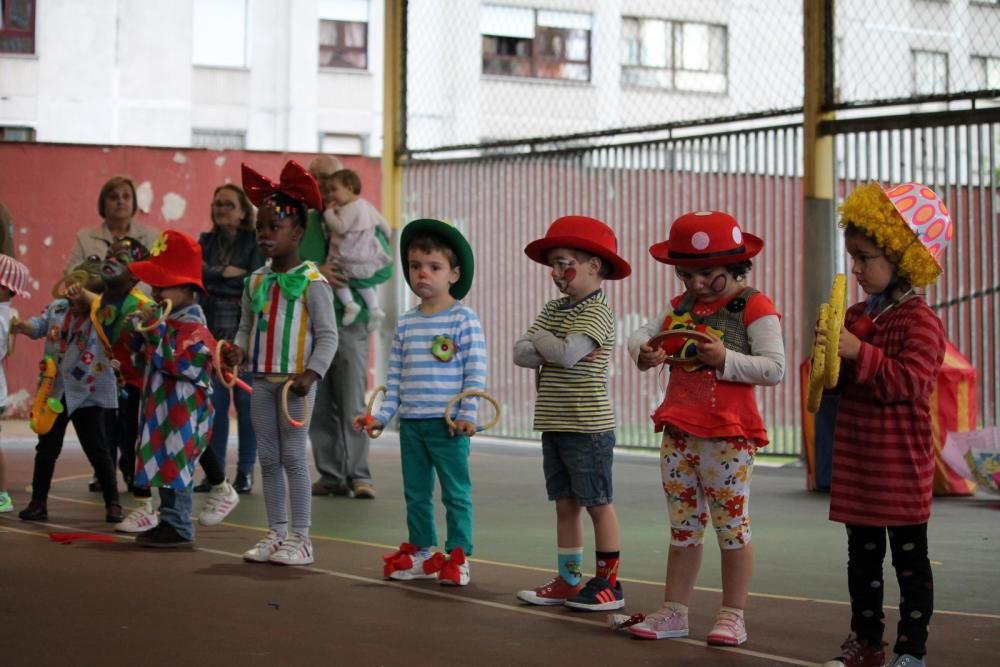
left=0, top=514, right=816, bottom=667
left=42, top=492, right=1000, bottom=622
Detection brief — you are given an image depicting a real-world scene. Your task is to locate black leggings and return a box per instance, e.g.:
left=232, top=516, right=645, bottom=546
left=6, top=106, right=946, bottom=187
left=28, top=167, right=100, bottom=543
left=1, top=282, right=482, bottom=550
left=846, top=523, right=933, bottom=658
left=32, top=405, right=119, bottom=508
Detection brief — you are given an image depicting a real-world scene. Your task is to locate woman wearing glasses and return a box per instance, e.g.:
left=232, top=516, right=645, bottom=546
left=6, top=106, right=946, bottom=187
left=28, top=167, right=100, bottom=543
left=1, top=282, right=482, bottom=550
left=197, top=184, right=263, bottom=500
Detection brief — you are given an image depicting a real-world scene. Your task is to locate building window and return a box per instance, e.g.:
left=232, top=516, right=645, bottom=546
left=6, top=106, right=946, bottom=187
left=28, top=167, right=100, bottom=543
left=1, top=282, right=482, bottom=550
left=192, top=129, right=246, bottom=150
left=0, top=125, right=35, bottom=141
left=972, top=55, right=1000, bottom=89
left=622, top=17, right=727, bottom=93
left=481, top=5, right=592, bottom=82
left=192, top=0, right=249, bottom=68
left=320, top=133, right=365, bottom=155
left=318, top=0, right=368, bottom=70
left=0, top=0, right=35, bottom=55
left=913, top=50, right=948, bottom=95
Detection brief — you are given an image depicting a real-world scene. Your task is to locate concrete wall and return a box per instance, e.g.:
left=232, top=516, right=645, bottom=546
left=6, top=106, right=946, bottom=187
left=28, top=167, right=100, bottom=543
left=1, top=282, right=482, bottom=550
left=0, top=142, right=381, bottom=416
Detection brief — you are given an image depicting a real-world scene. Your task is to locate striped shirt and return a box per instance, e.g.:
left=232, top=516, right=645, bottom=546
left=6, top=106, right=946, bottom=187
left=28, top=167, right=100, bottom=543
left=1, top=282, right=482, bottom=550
left=527, top=291, right=616, bottom=433
left=375, top=302, right=487, bottom=425
left=829, top=297, right=945, bottom=526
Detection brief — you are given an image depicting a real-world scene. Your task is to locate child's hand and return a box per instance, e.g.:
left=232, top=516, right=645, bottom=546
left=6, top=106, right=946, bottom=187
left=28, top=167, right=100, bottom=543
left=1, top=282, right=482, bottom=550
left=838, top=327, right=861, bottom=361
left=65, top=283, right=89, bottom=304
left=288, top=369, right=320, bottom=396
left=449, top=419, right=477, bottom=437
left=637, top=341, right=667, bottom=371
left=695, top=334, right=726, bottom=369
left=582, top=347, right=603, bottom=362
left=10, top=319, right=32, bottom=336
left=221, top=342, right=245, bottom=368
left=353, top=413, right=383, bottom=435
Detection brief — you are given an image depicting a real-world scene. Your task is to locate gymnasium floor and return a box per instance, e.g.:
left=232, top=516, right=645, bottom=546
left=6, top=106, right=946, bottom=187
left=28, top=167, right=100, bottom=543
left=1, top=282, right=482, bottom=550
left=2, top=421, right=997, bottom=666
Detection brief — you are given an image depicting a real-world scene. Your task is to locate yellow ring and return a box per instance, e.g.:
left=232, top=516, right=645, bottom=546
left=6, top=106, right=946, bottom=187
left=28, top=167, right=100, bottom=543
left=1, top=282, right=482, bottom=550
left=131, top=298, right=173, bottom=333
left=364, top=385, right=388, bottom=437
left=281, top=379, right=310, bottom=428
left=444, top=390, right=501, bottom=433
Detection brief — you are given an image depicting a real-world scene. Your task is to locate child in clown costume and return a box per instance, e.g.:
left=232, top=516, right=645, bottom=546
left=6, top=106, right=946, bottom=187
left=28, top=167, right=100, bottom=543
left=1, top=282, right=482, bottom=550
left=127, top=230, right=217, bottom=548
left=820, top=183, right=951, bottom=667
left=226, top=161, right=338, bottom=567
left=626, top=211, right=785, bottom=646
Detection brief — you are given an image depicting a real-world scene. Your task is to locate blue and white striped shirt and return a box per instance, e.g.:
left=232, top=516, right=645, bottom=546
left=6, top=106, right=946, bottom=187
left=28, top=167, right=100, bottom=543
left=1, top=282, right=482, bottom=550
left=375, top=302, right=487, bottom=425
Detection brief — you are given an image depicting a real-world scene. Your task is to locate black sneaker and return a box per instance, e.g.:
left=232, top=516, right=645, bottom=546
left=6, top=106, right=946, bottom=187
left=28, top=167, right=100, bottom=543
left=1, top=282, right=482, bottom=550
left=18, top=502, right=48, bottom=522
left=233, top=471, right=253, bottom=495
left=192, top=480, right=212, bottom=493
left=105, top=503, right=125, bottom=523
left=135, top=521, right=194, bottom=549
left=88, top=478, right=102, bottom=493
left=564, top=576, right=625, bottom=611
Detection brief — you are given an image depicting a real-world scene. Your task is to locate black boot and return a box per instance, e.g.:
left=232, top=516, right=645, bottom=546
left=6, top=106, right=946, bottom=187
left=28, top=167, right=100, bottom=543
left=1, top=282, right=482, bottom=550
left=233, top=471, right=253, bottom=495
left=19, top=502, right=48, bottom=521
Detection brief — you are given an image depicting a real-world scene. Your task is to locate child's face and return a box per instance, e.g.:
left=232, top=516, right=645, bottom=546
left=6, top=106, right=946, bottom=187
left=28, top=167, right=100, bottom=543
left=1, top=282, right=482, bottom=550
left=256, top=205, right=303, bottom=259
left=675, top=264, right=738, bottom=302
left=101, top=242, right=136, bottom=286
left=152, top=285, right=194, bottom=310
left=545, top=248, right=600, bottom=298
left=0, top=285, right=13, bottom=303
left=846, top=233, right=894, bottom=295
left=407, top=248, right=458, bottom=301
left=329, top=180, right=356, bottom=207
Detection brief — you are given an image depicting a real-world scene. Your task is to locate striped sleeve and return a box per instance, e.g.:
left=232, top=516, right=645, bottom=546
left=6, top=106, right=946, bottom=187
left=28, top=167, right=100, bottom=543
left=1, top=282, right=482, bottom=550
left=376, top=322, right=405, bottom=425
left=854, top=307, right=945, bottom=403
left=456, top=310, right=487, bottom=423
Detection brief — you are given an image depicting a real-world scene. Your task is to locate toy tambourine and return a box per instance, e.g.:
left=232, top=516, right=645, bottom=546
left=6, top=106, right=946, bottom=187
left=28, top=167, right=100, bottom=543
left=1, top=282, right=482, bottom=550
left=129, top=299, right=173, bottom=333
left=214, top=340, right=253, bottom=394
left=444, top=390, right=501, bottom=434
left=362, top=385, right=387, bottom=437
left=646, top=328, right=717, bottom=365
left=281, top=379, right=310, bottom=428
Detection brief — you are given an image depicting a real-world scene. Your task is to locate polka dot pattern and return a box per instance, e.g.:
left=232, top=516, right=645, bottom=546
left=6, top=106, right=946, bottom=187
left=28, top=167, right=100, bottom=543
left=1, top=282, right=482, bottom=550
left=885, top=182, right=953, bottom=267
left=691, top=231, right=710, bottom=250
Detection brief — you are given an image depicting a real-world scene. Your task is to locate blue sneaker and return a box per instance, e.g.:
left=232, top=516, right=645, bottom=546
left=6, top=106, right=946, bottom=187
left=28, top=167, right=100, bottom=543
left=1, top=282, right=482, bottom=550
left=564, top=576, right=625, bottom=611
left=886, top=655, right=926, bottom=667
left=0, top=491, right=12, bottom=513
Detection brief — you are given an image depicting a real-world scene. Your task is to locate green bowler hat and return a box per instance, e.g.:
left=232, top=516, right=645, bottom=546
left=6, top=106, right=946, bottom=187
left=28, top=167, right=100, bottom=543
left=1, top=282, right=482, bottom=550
left=399, top=218, right=475, bottom=299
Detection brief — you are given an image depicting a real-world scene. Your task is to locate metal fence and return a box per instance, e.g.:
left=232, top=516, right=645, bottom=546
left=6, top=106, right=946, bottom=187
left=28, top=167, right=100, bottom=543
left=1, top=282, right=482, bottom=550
left=401, top=124, right=805, bottom=453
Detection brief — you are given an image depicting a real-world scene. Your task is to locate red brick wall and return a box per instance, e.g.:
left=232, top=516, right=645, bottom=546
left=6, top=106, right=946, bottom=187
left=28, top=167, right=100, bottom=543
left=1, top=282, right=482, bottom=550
left=0, top=143, right=381, bottom=416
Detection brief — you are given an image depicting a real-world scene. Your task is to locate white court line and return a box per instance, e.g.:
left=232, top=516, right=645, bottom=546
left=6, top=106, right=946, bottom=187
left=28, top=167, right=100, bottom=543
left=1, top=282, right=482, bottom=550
left=0, top=514, right=818, bottom=666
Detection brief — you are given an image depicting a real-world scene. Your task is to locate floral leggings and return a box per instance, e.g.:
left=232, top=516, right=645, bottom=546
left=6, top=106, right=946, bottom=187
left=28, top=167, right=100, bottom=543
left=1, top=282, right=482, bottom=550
left=660, top=429, right=756, bottom=549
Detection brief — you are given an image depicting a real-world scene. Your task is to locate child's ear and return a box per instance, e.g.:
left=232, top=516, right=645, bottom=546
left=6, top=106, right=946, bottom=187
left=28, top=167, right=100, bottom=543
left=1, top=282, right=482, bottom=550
left=450, top=266, right=460, bottom=285
left=292, top=223, right=305, bottom=242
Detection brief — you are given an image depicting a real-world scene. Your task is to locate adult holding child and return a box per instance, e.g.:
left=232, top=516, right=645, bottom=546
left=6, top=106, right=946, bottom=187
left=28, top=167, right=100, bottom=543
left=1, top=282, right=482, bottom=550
left=198, top=184, right=263, bottom=495
left=304, top=155, right=392, bottom=499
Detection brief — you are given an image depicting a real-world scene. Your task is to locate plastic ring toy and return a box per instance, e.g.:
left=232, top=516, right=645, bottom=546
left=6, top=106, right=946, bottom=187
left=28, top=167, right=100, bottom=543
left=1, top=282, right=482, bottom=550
left=646, top=328, right=717, bottom=365
left=281, top=379, right=310, bottom=428
left=444, top=390, right=501, bottom=434
left=363, top=385, right=387, bottom=437
left=50, top=270, right=91, bottom=299
left=213, top=339, right=253, bottom=393
left=130, top=298, right=173, bottom=333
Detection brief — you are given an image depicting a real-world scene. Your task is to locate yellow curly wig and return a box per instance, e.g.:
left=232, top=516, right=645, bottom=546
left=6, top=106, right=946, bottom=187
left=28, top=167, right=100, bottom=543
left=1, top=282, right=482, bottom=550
left=838, top=181, right=942, bottom=287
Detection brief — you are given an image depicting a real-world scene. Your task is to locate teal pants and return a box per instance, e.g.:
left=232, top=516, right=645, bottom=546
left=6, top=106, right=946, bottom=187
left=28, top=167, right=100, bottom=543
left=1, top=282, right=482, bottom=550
left=399, top=418, right=473, bottom=555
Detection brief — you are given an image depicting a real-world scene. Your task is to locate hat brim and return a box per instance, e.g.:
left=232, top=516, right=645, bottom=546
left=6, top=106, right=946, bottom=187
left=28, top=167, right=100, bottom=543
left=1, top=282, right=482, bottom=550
left=649, top=233, right=763, bottom=266
left=524, top=237, right=631, bottom=280
left=129, top=260, right=206, bottom=292
left=400, top=219, right=474, bottom=299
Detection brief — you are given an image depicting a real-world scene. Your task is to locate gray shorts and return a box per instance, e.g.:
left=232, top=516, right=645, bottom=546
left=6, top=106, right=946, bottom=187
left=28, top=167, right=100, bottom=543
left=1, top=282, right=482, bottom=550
left=541, top=430, right=615, bottom=507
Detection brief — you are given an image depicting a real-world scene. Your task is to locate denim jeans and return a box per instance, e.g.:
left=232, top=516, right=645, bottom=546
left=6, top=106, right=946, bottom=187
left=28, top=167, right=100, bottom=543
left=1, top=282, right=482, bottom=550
left=159, top=486, right=194, bottom=540
left=208, top=373, right=257, bottom=475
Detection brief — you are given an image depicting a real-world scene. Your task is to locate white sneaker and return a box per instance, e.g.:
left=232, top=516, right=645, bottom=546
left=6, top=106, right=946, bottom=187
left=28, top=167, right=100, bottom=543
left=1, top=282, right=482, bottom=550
left=366, top=307, right=386, bottom=333
left=268, top=532, right=314, bottom=566
left=198, top=481, right=239, bottom=526
left=389, top=550, right=445, bottom=580
left=244, top=530, right=285, bottom=563
left=116, top=502, right=159, bottom=533
left=438, top=548, right=470, bottom=586
left=341, top=301, right=362, bottom=327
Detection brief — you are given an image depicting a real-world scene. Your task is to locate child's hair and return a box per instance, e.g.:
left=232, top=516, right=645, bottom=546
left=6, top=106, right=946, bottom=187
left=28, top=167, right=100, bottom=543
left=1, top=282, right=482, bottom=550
left=843, top=222, right=913, bottom=294
left=212, top=184, right=257, bottom=232
left=332, top=169, right=362, bottom=195
left=724, top=259, right=753, bottom=280
left=407, top=233, right=458, bottom=269
left=265, top=192, right=307, bottom=230
left=98, top=176, right=138, bottom=218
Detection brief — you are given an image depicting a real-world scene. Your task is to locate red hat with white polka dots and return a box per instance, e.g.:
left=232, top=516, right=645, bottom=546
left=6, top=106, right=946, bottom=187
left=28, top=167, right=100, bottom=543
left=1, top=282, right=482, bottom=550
left=649, top=210, right=763, bottom=267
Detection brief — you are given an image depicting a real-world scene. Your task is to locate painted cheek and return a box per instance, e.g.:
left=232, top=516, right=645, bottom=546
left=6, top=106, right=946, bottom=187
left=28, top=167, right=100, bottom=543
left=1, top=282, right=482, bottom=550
left=710, top=273, right=728, bottom=293
left=563, top=268, right=576, bottom=284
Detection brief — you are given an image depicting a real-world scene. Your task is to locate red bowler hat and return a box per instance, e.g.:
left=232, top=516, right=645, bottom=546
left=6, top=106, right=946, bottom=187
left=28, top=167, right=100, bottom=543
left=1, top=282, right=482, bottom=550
left=650, top=211, right=762, bottom=266
left=128, top=230, right=206, bottom=291
left=524, top=215, right=631, bottom=280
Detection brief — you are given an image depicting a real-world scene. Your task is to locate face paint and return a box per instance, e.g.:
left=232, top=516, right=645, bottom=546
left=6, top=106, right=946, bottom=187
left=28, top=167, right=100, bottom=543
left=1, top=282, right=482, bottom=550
left=710, top=272, right=728, bottom=294
left=563, top=267, right=576, bottom=284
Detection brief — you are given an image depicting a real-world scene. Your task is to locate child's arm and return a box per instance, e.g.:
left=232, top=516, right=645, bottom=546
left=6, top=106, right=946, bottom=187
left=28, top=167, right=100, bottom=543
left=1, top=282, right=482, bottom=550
left=526, top=330, right=598, bottom=369
left=716, top=315, right=785, bottom=386
left=513, top=336, right=544, bottom=368
left=15, top=306, right=53, bottom=340
left=453, top=313, right=488, bottom=434
left=229, top=280, right=254, bottom=366
left=847, top=307, right=945, bottom=403
left=288, top=280, right=338, bottom=396
left=0, top=302, right=11, bottom=364
left=626, top=308, right=671, bottom=371
left=323, top=204, right=357, bottom=237
left=365, top=324, right=403, bottom=430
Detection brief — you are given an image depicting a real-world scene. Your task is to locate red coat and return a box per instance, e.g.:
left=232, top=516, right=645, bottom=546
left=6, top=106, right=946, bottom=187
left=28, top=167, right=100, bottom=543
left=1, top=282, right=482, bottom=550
left=829, top=297, right=945, bottom=526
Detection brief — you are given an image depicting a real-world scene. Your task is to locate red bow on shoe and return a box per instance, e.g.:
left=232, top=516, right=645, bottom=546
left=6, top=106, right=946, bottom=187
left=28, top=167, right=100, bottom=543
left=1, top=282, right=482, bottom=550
left=383, top=542, right=420, bottom=577
left=241, top=160, right=323, bottom=211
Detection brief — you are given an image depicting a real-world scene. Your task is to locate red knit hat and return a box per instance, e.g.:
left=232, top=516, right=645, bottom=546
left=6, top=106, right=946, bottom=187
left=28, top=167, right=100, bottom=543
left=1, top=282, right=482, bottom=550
left=128, top=230, right=205, bottom=291
left=649, top=211, right=762, bottom=267
left=524, top=215, right=631, bottom=280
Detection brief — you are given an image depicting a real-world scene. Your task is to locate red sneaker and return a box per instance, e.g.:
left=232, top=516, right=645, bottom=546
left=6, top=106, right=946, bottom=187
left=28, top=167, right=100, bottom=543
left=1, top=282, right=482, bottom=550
left=516, top=576, right=584, bottom=606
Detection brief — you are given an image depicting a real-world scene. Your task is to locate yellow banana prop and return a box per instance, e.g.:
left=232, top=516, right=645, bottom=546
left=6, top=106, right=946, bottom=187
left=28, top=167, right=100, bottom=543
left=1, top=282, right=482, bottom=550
left=29, top=354, right=64, bottom=435
left=807, top=273, right=848, bottom=414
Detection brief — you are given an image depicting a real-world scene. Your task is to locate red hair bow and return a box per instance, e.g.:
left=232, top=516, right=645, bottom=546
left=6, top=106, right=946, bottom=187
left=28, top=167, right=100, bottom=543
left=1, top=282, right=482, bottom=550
left=241, top=160, right=323, bottom=211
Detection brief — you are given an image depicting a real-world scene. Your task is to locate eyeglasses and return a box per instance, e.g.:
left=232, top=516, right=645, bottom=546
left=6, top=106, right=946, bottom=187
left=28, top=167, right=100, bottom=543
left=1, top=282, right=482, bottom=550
left=212, top=201, right=237, bottom=210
